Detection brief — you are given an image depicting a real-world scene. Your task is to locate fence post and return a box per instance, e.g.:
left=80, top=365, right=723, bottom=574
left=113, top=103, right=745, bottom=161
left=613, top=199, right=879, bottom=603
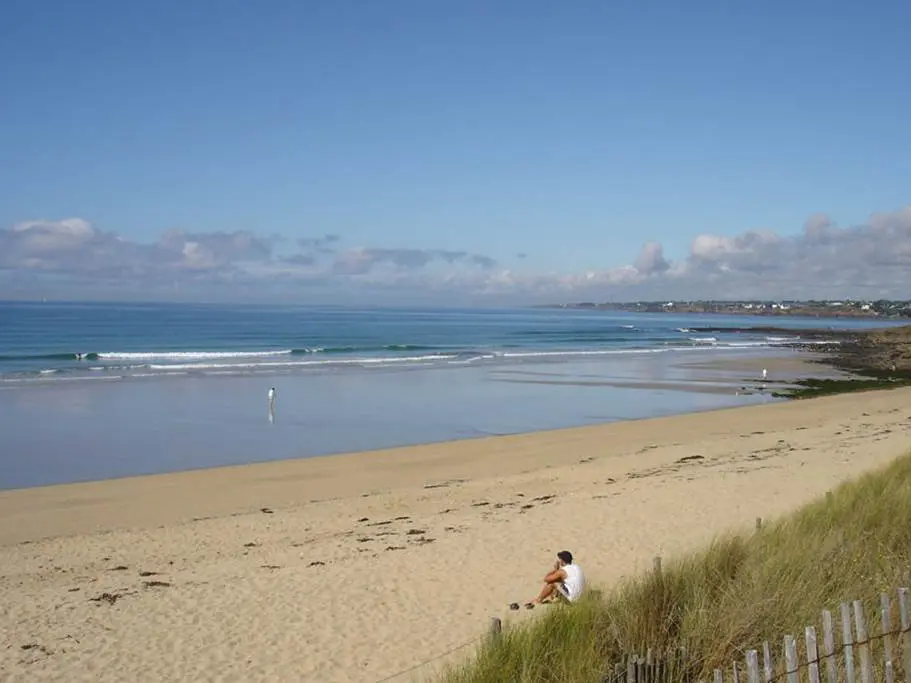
left=489, top=617, right=501, bottom=639
left=654, top=649, right=663, bottom=683
left=755, top=517, right=762, bottom=532
left=762, top=641, right=774, bottom=683
left=713, top=669, right=724, bottom=683
left=806, top=625, right=821, bottom=683
left=745, top=650, right=760, bottom=683
left=821, top=609, right=838, bottom=683
left=646, top=648, right=653, bottom=683
left=854, top=600, right=874, bottom=683
left=882, top=592, right=895, bottom=683
left=784, top=635, right=799, bottom=683
left=732, top=661, right=740, bottom=683
left=842, top=601, right=857, bottom=683
left=899, top=588, right=911, bottom=683
left=626, top=653, right=636, bottom=683
left=653, top=556, right=662, bottom=576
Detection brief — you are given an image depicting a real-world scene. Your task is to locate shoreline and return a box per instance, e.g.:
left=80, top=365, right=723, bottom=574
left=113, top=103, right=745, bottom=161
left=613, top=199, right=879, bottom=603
left=0, top=357, right=888, bottom=544
left=0, top=327, right=902, bottom=505
left=0, top=346, right=812, bottom=491
left=0, top=349, right=833, bottom=501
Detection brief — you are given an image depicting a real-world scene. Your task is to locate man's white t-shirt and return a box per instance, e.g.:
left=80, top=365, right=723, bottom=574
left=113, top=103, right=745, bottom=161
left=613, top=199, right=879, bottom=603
left=562, top=563, right=585, bottom=602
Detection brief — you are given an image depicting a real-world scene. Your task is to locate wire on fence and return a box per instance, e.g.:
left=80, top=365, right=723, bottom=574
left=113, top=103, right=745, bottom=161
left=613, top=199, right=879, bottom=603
left=375, top=634, right=484, bottom=683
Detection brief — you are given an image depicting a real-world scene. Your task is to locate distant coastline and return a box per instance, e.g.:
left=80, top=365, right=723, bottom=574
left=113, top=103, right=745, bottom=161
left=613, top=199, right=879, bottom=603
left=657, top=322, right=911, bottom=376
left=538, top=299, right=911, bottom=319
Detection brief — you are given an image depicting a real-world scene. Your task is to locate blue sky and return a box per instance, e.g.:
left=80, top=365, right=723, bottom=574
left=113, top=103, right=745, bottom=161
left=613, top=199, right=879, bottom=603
left=1, top=1, right=910, bottom=303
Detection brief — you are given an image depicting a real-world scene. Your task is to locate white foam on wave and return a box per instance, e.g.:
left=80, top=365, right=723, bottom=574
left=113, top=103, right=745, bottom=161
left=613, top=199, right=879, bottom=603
left=447, top=354, right=496, bottom=365
left=97, top=350, right=294, bottom=361
left=131, top=371, right=189, bottom=378
left=144, top=353, right=457, bottom=372
left=1, top=374, right=124, bottom=384
left=724, top=341, right=774, bottom=348
left=4, top=334, right=840, bottom=386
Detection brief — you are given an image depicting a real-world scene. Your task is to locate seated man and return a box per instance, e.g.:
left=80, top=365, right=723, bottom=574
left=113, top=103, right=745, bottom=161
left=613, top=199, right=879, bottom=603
left=523, top=550, right=585, bottom=609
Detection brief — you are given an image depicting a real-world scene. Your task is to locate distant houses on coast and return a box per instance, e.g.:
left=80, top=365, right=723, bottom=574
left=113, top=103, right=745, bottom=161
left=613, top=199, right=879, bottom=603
left=544, top=299, right=911, bottom=319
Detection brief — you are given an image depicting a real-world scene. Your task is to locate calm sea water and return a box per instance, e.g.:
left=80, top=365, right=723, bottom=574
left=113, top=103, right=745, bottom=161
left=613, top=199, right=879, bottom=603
left=0, top=302, right=901, bottom=489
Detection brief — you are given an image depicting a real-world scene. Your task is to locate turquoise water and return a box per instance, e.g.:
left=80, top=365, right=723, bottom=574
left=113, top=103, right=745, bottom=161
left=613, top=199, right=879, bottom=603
left=0, top=302, right=900, bottom=489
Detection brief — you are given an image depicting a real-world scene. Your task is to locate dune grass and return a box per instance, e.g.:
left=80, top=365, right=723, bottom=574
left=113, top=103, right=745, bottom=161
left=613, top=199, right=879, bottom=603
left=441, top=452, right=911, bottom=683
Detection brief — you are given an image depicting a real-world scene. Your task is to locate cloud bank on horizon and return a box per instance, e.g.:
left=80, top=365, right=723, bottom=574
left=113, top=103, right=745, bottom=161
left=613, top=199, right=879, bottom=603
left=1, top=206, right=910, bottom=303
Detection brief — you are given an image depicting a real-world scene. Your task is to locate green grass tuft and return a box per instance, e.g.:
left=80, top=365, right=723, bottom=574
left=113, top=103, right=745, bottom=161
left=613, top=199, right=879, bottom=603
left=441, top=453, right=911, bottom=682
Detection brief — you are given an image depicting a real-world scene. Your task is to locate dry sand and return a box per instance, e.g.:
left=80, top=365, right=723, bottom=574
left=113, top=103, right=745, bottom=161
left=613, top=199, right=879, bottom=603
left=3, top=384, right=911, bottom=682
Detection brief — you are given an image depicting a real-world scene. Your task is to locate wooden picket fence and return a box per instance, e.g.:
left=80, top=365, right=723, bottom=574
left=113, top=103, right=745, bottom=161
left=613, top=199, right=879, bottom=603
left=603, top=587, right=911, bottom=683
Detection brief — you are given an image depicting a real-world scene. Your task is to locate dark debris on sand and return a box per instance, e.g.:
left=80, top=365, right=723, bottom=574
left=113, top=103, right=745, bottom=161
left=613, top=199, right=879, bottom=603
left=89, top=591, right=133, bottom=605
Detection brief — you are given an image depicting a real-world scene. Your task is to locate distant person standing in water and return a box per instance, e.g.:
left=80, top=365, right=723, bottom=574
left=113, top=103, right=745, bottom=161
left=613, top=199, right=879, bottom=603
left=268, top=386, right=276, bottom=408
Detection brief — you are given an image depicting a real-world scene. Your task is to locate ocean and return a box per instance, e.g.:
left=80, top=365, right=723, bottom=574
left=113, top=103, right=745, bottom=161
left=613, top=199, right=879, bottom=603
left=0, top=301, right=900, bottom=489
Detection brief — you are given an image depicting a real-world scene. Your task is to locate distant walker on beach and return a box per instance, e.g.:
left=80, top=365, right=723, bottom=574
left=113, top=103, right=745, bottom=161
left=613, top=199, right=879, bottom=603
left=516, top=550, right=585, bottom=610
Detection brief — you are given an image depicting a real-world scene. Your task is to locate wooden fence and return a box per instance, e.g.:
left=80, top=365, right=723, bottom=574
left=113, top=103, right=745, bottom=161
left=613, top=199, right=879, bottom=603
left=602, top=586, right=911, bottom=683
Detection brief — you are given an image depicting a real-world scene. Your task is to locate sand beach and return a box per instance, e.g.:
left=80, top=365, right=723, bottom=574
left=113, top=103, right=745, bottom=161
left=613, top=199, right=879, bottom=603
left=3, top=359, right=911, bottom=682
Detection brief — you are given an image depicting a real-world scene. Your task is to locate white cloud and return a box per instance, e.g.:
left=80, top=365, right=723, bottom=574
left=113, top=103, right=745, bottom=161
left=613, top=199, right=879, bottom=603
left=633, top=242, right=669, bottom=275
left=2, top=206, right=911, bottom=302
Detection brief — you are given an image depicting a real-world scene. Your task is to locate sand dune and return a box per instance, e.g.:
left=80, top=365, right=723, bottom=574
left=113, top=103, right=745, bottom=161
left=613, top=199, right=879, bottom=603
left=3, top=387, right=911, bottom=682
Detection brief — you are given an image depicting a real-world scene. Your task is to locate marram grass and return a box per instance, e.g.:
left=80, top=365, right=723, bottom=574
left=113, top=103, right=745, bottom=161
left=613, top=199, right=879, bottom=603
left=440, top=452, right=911, bottom=683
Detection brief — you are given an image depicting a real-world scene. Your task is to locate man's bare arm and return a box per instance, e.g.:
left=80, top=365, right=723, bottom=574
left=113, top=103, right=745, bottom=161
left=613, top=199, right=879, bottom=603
left=543, top=568, right=566, bottom=583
